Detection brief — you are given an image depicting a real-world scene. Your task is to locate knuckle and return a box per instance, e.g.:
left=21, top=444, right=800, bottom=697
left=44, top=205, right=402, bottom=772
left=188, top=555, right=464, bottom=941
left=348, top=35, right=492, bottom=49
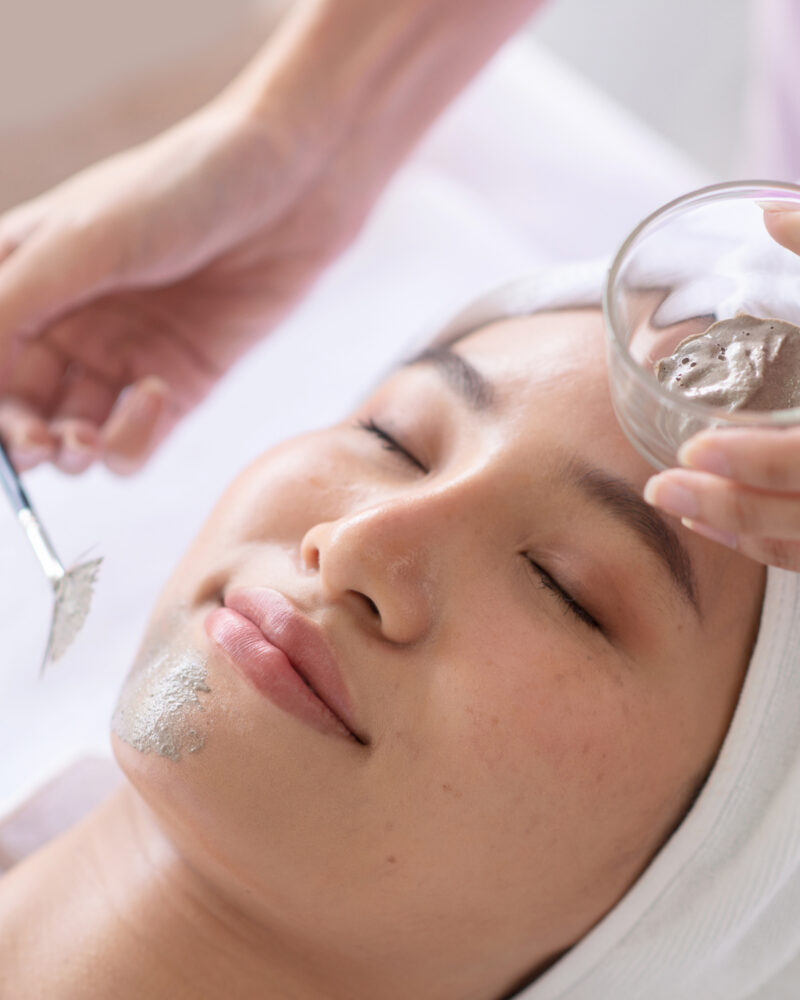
left=729, top=490, right=762, bottom=532
left=757, top=537, right=800, bottom=571
left=759, top=454, right=793, bottom=491
left=755, top=429, right=800, bottom=490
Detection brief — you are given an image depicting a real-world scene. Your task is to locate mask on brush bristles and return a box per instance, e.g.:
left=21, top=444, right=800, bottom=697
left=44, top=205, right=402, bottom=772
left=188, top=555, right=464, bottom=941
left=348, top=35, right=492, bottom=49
left=42, top=558, right=103, bottom=673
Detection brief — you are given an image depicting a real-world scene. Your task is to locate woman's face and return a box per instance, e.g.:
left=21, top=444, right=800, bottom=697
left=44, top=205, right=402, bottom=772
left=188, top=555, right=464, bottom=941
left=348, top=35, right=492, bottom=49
left=113, top=309, right=765, bottom=998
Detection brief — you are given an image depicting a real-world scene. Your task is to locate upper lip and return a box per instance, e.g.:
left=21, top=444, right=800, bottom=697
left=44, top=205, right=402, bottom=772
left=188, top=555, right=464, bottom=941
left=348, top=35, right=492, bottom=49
left=222, top=587, right=368, bottom=745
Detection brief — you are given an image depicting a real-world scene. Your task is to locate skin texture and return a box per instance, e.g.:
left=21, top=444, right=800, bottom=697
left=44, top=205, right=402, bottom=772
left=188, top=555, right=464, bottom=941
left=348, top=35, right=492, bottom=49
left=0, top=309, right=765, bottom=1000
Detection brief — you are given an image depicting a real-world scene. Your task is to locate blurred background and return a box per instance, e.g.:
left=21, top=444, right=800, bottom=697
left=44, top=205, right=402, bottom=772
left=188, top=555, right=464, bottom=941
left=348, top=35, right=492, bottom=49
left=533, top=0, right=750, bottom=177
left=0, top=0, right=759, bottom=213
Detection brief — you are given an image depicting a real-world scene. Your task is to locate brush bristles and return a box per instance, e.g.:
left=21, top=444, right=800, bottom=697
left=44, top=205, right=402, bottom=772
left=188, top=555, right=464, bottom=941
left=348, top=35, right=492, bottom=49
left=41, top=558, right=103, bottom=673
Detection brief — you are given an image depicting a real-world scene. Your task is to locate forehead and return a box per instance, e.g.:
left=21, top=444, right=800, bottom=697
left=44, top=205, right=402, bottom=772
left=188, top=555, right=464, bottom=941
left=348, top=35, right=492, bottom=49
left=458, top=306, right=605, bottom=364
left=449, top=306, right=766, bottom=626
left=454, top=308, right=653, bottom=486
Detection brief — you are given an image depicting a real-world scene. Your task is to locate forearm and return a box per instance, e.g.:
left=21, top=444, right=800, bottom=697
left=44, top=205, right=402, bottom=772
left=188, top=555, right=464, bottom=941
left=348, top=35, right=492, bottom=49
left=220, top=0, right=545, bottom=203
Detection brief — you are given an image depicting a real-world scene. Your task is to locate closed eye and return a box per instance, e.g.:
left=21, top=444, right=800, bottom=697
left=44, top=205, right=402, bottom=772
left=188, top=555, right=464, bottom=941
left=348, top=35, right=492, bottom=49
left=356, top=418, right=428, bottom=472
left=527, top=559, right=602, bottom=631
left=358, top=418, right=600, bottom=632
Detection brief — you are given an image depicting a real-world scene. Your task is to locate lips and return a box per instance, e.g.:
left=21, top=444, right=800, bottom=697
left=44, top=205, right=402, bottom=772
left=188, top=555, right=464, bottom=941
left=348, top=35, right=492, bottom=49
left=205, top=587, right=367, bottom=745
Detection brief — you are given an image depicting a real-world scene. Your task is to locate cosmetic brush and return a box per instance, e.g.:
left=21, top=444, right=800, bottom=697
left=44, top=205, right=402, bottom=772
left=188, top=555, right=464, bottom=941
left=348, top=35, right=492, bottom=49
left=0, top=438, right=101, bottom=674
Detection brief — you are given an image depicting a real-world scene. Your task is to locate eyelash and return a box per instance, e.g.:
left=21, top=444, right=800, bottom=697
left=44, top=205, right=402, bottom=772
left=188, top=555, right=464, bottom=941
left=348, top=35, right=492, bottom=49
left=356, top=418, right=427, bottom=472
left=527, top=561, right=601, bottom=631
left=357, top=418, right=601, bottom=632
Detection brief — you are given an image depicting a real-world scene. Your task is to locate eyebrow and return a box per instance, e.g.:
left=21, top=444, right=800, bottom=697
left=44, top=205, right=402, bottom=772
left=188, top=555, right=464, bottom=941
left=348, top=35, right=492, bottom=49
left=403, top=345, right=701, bottom=616
left=564, top=458, right=701, bottom=616
left=404, top=346, right=494, bottom=410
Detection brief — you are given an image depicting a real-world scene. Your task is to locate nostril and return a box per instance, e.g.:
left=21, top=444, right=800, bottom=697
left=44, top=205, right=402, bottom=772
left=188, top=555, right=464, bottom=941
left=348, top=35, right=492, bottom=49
left=302, top=541, right=321, bottom=572
left=359, top=593, right=380, bottom=618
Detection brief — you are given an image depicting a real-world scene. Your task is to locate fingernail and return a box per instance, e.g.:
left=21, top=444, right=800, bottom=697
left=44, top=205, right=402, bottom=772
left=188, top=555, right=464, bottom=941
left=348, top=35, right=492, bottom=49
left=58, top=446, right=95, bottom=474
left=11, top=443, right=52, bottom=469
left=64, top=429, right=98, bottom=455
left=681, top=518, right=738, bottom=549
left=756, top=200, right=800, bottom=213
left=57, top=432, right=95, bottom=472
left=678, top=440, right=731, bottom=477
left=70, top=427, right=97, bottom=449
left=643, top=476, right=698, bottom=518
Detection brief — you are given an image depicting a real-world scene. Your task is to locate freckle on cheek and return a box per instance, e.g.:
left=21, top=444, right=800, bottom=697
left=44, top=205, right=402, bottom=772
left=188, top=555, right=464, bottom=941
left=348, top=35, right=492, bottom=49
left=462, top=703, right=512, bottom=769
left=441, top=782, right=463, bottom=799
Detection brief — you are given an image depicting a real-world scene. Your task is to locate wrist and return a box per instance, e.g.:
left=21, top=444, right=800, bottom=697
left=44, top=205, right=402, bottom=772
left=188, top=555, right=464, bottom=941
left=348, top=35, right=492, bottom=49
left=219, top=0, right=542, bottom=192
left=204, top=0, right=441, bottom=245
left=225, top=0, right=435, bottom=151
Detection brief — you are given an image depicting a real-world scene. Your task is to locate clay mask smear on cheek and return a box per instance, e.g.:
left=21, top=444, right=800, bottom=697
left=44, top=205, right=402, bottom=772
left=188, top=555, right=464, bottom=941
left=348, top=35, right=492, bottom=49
left=112, top=612, right=212, bottom=762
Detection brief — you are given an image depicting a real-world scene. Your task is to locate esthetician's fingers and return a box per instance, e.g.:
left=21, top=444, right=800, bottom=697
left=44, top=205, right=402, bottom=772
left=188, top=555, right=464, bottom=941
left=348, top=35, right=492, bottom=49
left=50, top=362, right=118, bottom=428
left=0, top=397, right=57, bottom=471
left=678, top=427, right=800, bottom=493
left=1, top=328, right=115, bottom=474
left=0, top=224, right=108, bottom=337
left=682, top=526, right=800, bottom=573
left=0, top=168, right=144, bottom=342
left=763, top=205, right=800, bottom=256
left=100, top=376, right=174, bottom=476
left=50, top=418, right=101, bottom=476
left=726, top=534, right=800, bottom=572
left=644, top=469, right=800, bottom=570
left=0, top=337, right=67, bottom=408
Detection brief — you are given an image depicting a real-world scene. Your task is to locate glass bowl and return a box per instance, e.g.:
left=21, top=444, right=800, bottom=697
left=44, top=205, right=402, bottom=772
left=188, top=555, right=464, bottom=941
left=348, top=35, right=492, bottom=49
left=604, top=180, right=800, bottom=470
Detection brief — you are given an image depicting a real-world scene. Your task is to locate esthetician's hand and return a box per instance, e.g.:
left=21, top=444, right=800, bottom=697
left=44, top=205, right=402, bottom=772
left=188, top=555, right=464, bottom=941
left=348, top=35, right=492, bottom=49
left=643, top=430, right=800, bottom=572
left=0, top=103, right=355, bottom=475
left=643, top=206, right=800, bottom=572
left=0, top=0, right=545, bottom=476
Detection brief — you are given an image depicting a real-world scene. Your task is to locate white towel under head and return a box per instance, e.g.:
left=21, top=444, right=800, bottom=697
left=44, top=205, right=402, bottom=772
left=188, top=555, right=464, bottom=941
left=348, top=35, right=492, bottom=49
left=438, top=260, right=800, bottom=1000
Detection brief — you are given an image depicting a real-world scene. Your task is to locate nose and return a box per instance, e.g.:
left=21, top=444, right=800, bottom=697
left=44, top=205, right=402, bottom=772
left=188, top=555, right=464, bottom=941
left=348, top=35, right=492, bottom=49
left=301, top=491, right=455, bottom=644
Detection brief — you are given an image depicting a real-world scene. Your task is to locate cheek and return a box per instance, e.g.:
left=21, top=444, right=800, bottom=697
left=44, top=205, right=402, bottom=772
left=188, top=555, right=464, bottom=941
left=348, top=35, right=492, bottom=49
left=156, top=433, right=364, bottom=597
left=212, top=436, right=353, bottom=542
left=428, top=629, right=690, bottom=862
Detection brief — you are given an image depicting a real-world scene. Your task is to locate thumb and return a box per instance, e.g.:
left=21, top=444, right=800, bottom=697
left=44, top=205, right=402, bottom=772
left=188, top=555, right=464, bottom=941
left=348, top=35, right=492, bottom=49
left=100, top=376, right=177, bottom=476
left=0, top=217, right=118, bottom=348
left=762, top=204, right=800, bottom=256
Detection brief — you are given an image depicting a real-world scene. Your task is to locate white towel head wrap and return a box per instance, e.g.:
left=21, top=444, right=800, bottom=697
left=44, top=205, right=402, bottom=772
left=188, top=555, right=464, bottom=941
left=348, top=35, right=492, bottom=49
left=436, top=259, right=800, bottom=1000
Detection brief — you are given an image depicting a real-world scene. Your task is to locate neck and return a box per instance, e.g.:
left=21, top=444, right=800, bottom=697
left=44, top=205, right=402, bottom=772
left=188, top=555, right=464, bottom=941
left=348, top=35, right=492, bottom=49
left=0, top=784, right=326, bottom=1000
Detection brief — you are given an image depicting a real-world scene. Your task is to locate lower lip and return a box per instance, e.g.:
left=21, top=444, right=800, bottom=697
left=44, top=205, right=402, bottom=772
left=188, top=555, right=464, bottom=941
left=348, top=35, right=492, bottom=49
left=204, top=607, right=354, bottom=741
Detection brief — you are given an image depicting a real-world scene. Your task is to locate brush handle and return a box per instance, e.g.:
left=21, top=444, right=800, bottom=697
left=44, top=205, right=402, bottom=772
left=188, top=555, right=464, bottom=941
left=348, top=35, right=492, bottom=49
left=0, top=437, right=32, bottom=514
left=0, top=438, right=65, bottom=584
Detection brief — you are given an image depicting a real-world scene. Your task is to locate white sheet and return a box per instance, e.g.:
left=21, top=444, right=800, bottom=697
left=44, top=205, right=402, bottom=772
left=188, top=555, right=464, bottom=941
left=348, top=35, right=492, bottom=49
left=0, top=36, right=707, bottom=816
